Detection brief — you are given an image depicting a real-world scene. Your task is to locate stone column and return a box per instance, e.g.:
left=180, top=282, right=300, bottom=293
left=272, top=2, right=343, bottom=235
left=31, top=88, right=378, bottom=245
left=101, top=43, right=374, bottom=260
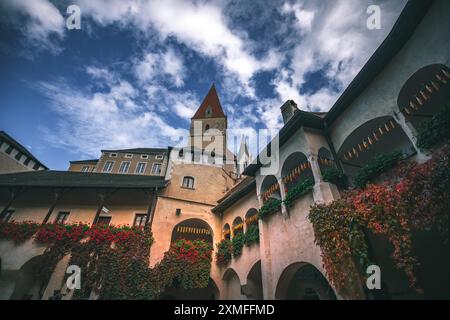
left=393, top=111, right=430, bottom=163
left=257, top=193, right=274, bottom=300
left=308, top=154, right=340, bottom=204
left=277, top=177, right=289, bottom=218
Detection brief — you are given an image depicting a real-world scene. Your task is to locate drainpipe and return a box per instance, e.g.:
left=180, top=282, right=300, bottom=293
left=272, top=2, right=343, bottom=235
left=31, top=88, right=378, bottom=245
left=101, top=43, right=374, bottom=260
left=146, top=187, right=159, bottom=230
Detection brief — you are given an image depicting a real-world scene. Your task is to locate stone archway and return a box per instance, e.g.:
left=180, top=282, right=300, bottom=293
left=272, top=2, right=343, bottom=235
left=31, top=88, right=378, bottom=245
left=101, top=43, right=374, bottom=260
left=171, top=218, right=213, bottom=244
left=337, top=116, right=415, bottom=181
left=222, top=268, right=242, bottom=299
left=275, top=262, right=336, bottom=300
left=244, top=260, right=263, bottom=300
left=9, top=255, right=47, bottom=300
left=397, top=64, right=450, bottom=131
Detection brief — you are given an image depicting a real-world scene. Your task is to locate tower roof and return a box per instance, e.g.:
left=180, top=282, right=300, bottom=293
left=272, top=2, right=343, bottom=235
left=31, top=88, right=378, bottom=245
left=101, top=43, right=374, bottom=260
left=192, top=84, right=226, bottom=119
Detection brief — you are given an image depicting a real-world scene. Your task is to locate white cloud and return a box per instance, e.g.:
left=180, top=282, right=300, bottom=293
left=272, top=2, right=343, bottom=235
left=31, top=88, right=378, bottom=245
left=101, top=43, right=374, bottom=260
left=134, top=48, right=185, bottom=87
left=281, top=3, right=315, bottom=33
left=35, top=73, right=190, bottom=157
left=275, top=0, right=407, bottom=112
left=76, top=0, right=280, bottom=95
left=1, top=0, right=65, bottom=52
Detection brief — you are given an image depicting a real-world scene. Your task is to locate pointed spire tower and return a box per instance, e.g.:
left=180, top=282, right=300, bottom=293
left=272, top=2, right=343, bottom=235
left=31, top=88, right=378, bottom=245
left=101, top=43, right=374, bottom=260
left=189, top=84, right=228, bottom=157
left=237, top=136, right=252, bottom=176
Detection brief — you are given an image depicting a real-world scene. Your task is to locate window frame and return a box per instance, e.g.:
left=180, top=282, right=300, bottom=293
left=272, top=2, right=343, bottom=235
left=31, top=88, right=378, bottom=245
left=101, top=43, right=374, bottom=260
left=135, top=162, right=147, bottom=174
left=118, top=161, right=131, bottom=174
left=141, top=154, right=149, bottom=159
left=110, top=153, right=117, bottom=157
left=97, top=216, right=112, bottom=226
left=125, top=154, right=133, bottom=159
left=151, top=163, right=162, bottom=175
left=182, top=176, right=195, bottom=189
left=103, top=160, right=115, bottom=173
left=133, top=213, right=147, bottom=228
left=81, top=166, right=90, bottom=173
left=55, top=211, right=70, bottom=224
left=155, top=154, right=163, bottom=160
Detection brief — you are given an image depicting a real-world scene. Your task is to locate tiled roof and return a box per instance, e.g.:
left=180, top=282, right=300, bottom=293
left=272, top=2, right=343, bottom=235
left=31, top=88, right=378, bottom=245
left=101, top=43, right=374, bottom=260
left=0, top=170, right=167, bottom=189
left=192, top=84, right=226, bottom=119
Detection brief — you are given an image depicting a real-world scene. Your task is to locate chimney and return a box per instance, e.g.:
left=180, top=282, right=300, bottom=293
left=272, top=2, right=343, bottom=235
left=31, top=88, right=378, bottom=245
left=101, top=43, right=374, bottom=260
left=280, top=100, right=299, bottom=124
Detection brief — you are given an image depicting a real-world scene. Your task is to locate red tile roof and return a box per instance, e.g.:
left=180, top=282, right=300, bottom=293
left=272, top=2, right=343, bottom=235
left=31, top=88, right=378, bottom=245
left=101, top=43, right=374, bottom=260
left=192, top=84, right=226, bottom=119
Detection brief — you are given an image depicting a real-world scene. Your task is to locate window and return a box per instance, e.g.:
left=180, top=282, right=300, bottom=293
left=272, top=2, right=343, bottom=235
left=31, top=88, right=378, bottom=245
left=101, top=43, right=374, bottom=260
left=5, top=145, right=13, bottom=154
left=151, top=163, right=162, bottom=175
left=32, top=163, right=40, bottom=170
left=15, top=151, right=23, bottom=161
left=24, top=158, right=31, bottom=166
left=55, top=211, right=70, bottom=224
left=136, top=162, right=146, bottom=174
left=110, top=153, right=117, bottom=157
left=205, top=124, right=210, bottom=131
left=103, top=161, right=114, bottom=172
left=81, top=166, right=90, bottom=173
left=182, top=176, right=195, bottom=189
left=155, top=155, right=163, bottom=160
left=134, top=214, right=147, bottom=227
left=119, top=161, right=130, bottom=173
left=0, top=209, right=14, bottom=222
left=205, top=105, right=212, bottom=117
left=141, top=154, right=149, bottom=159
left=97, top=216, right=111, bottom=226
left=125, top=154, right=133, bottom=158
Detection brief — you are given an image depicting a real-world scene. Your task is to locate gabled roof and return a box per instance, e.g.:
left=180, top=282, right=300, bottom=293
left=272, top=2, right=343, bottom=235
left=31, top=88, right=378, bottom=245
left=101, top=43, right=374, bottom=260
left=0, top=131, right=48, bottom=169
left=101, top=148, right=168, bottom=155
left=192, top=84, right=226, bottom=119
left=0, top=170, right=167, bottom=189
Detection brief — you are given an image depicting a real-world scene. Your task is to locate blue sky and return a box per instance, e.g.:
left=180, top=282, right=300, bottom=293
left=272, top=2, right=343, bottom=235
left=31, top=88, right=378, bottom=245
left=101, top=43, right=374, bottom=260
left=0, top=0, right=407, bottom=170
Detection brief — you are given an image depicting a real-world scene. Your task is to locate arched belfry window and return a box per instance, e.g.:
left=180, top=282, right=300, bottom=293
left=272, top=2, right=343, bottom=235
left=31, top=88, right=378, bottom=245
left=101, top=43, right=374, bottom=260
left=205, top=106, right=212, bottom=117
left=182, top=176, right=195, bottom=189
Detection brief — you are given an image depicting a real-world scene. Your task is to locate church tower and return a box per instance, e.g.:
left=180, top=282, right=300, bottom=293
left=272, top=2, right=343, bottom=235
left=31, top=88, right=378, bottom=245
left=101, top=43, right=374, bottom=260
left=189, top=84, right=228, bottom=158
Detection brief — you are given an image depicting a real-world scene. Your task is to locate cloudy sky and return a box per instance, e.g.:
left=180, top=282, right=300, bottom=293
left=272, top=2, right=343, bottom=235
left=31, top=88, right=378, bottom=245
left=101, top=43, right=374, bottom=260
left=0, top=0, right=407, bottom=170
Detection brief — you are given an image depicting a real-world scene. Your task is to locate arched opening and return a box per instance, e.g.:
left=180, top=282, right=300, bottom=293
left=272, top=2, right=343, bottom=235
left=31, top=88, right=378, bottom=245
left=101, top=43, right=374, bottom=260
left=275, top=262, right=336, bottom=300
left=398, top=64, right=450, bottom=131
left=281, top=152, right=314, bottom=193
left=244, top=261, right=263, bottom=300
left=245, top=209, right=258, bottom=229
left=232, top=217, right=243, bottom=237
left=171, top=218, right=213, bottom=244
left=260, top=175, right=281, bottom=203
left=222, top=223, right=231, bottom=240
left=223, top=268, right=241, bottom=299
left=337, top=116, right=415, bottom=181
left=318, top=147, right=336, bottom=175
left=9, top=255, right=47, bottom=300
left=363, top=226, right=450, bottom=299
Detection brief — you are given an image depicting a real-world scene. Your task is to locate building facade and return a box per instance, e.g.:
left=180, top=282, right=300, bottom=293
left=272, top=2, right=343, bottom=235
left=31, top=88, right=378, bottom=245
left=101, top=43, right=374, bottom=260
left=0, top=0, right=449, bottom=300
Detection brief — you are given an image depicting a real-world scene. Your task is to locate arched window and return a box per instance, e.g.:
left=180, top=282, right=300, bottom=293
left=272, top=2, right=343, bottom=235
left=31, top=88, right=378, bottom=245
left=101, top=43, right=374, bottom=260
left=182, top=176, right=195, bottom=189
left=205, top=106, right=212, bottom=117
